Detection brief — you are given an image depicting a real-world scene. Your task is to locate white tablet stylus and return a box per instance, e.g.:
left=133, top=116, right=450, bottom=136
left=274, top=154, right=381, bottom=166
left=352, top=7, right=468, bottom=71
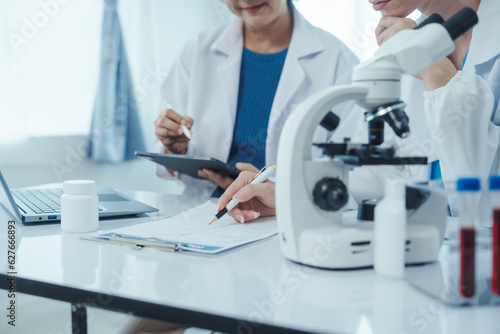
left=181, top=125, right=192, bottom=140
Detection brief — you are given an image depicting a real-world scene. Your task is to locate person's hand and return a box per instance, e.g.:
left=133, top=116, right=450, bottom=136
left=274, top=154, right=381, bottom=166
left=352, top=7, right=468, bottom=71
left=217, top=170, right=276, bottom=224
left=198, top=162, right=259, bottom=190
left=375, top=16, right=417, bottom=46
left=154, top=108, right=193, bottom=155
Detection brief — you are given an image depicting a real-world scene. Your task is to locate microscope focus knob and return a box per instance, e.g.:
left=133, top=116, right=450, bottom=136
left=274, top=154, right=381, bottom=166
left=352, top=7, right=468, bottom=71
left=313, top=178, right=349, bottom=211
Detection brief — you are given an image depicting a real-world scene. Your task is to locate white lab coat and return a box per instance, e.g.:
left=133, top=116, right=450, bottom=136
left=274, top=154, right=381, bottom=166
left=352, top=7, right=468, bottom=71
left=157, top=5, right=359, bottom=182
left=422, top=0, right=500, bottom=215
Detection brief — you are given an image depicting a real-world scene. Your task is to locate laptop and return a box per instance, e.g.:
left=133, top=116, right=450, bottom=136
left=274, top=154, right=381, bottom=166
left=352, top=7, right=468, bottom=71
left=0, top=170, right=158, bottom=223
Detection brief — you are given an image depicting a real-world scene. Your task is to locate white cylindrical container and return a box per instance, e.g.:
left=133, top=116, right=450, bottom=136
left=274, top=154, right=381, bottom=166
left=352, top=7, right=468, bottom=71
left=61, top=180, right=99, bottom=233
left=374, top=178, right=407, bottom=279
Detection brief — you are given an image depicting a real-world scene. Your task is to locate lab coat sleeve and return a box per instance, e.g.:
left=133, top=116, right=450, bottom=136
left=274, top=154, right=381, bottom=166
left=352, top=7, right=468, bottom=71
left=423, top=70, right=500, bottom=215
left=155, top=38, right=197, bottom=179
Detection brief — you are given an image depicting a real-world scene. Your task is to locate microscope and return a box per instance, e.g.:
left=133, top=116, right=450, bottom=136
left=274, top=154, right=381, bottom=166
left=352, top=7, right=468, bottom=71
left=276, top=9, right=478, bottom=269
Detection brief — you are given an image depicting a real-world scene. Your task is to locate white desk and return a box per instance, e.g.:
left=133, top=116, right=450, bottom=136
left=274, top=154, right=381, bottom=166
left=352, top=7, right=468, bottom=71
left=1, top=187, right=500, bottom=334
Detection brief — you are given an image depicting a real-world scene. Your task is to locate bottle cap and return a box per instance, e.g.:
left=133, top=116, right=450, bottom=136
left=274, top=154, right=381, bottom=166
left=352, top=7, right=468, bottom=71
left=456, top=177, right=481, bottom=191
left=63, top=180, right=96, bottom=195
left=489, top=175, right=500, bottom=190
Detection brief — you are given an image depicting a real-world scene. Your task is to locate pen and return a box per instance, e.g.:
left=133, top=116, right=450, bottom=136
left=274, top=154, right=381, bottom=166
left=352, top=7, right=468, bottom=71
left=209, top=164, right=276, bottom=225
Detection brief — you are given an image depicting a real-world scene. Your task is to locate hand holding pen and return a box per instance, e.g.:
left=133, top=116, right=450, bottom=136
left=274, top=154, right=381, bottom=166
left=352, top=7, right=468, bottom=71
left=154, top=105, right=193, bottom=155
left=210, top=165, right=276, bottom=224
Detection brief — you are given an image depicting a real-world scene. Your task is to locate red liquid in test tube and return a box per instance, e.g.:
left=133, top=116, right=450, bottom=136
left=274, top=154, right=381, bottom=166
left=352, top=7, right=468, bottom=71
left=460, top=226, right=475, bottom=298
left=493, top=208, right=500, bottom=295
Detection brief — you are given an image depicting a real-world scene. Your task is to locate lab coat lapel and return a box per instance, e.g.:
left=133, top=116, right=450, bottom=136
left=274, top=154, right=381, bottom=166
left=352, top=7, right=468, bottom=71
left=210, top=18, right=244, bottom=135
left=468, top=0, right=500, bottom=67
left=267, top=7, right=324, bottom=163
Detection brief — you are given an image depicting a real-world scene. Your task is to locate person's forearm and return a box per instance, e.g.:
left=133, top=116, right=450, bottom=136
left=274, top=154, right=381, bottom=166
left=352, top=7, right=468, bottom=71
left=419, top=58, right=458, bottom=91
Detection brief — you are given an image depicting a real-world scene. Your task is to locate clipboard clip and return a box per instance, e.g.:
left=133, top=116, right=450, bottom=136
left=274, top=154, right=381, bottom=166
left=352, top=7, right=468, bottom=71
left=107, top=233, right=181, bottom=251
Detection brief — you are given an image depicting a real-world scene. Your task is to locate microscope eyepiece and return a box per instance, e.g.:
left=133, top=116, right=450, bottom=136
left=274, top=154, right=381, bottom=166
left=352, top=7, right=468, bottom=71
left=415, top=13, right=444, bottom=30
left=443, top=7, right=478, bottom=41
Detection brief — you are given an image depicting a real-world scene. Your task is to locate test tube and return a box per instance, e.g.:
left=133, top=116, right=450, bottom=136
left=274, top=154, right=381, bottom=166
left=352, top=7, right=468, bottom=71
left=457, top=177, right=480, bottom=298
left=490, top=175, right=500, bottom=295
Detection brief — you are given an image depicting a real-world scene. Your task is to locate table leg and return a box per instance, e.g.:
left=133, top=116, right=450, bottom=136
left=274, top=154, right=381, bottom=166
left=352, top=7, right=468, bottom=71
left=71, top=303, right=88, bottom=334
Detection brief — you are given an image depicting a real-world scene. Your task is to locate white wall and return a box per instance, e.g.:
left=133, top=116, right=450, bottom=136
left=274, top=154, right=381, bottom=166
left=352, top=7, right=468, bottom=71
left=1, top=0, right=227, bottom=191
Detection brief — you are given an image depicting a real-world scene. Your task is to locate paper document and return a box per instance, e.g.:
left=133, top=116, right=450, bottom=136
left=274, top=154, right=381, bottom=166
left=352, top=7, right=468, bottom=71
left=89, top=201, right=277, bottom=254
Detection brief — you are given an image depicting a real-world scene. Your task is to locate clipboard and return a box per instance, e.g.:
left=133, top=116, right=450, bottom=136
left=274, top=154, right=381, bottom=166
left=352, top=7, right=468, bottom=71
left=135, top=151, right=241, bottom=179
left=81, top=201, right=278, bottom=255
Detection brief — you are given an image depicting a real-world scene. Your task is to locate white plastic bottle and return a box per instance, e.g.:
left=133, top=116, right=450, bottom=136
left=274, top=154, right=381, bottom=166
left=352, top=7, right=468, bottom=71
left=61, top=180, right=99, bottom=233
left=374, top=178, right=407, bottom=279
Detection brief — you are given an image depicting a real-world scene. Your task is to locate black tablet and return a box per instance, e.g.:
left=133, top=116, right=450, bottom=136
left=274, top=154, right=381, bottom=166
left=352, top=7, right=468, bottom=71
left=135, top=151, right=241, bottom=180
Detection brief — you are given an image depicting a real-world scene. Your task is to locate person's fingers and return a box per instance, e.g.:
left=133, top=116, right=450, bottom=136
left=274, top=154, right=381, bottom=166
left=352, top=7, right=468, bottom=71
left=375, top=16, right=416, bottom=45
left=198, top=169, right=233, bottom=189
left=235, top=162, right=259, bottom=173
left=232, top=182, right=273, bottom=204
left=240, top=210, right=261, bottom=222
left=154, top=126, right=184, bottom=139
left=164, top=108, right=184, bottom=124
left=227, top=207, right=246, bottom=224
left=165, top=142, right=188, bottom=155
left=163, top=109, right=195, bottom=135
left=155, top=115, right=182, bottom=136
left=376, top=28, right=393, bottom=46
left=232, top=183, right=259, bottom=203
left=184, top=116, right=194, bottom=129
left=375, top=18, right=390, bottom=37
left=375, top=16, right=401, bottom=34
left=163, top=136, right=190, bottom=145
left=217, top=171, right=257, bottom=211
left=227, top=208, right=260, bottom=224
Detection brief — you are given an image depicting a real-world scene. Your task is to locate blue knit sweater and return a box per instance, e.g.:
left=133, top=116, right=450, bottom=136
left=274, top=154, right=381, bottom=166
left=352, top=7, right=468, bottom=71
left=227, top=47, right=288, bottom=169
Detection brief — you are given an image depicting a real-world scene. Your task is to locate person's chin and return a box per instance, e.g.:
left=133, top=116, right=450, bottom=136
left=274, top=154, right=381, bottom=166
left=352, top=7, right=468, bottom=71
left=243, top=16, right=269, bottom=29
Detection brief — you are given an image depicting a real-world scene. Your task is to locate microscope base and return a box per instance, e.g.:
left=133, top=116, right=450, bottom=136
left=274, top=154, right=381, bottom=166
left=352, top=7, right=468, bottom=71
left=290, top=220, right=441, bottom=270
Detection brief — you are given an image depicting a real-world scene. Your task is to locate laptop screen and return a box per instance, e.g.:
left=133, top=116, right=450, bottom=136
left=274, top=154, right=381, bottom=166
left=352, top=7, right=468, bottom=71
left=0, top=171, right=24, bottom=223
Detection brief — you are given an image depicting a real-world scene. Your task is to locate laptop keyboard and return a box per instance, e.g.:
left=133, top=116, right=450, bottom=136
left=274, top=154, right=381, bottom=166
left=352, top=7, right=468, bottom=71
left=13, top=189, right=62, bottom=214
